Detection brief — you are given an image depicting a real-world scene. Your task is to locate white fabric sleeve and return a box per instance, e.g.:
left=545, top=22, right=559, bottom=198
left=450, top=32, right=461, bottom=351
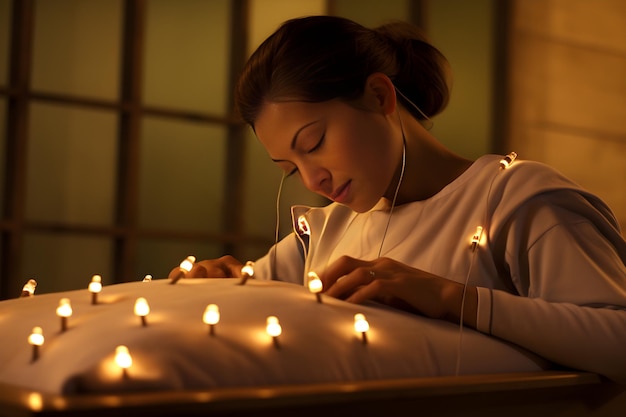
left=488, top=196, right=626, bottom=384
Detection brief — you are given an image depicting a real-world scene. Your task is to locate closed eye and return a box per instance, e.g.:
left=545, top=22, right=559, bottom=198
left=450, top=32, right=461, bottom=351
left=277, top=132, right=325, bottom=178
left=307, top=132, right=325, bottom=153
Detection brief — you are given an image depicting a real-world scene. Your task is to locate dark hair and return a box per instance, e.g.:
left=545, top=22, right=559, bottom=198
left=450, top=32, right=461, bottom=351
left=234, top=15, right=450, bottom=127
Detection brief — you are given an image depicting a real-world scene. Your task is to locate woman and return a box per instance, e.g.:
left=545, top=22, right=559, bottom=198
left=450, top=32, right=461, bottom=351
left=170, top=16, right=626, bottom=383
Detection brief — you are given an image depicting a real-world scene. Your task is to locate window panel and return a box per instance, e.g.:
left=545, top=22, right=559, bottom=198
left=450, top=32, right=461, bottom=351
left=19, top=233, right=113, bottom=296
left=139, top=117, right=226, bottom=233
left=143, top=0, right=231, bottom=114
left=25, top=102, right=118, bottom=225
left=31, top=0, right=122, bottom=99
left=0, top=0, right=10, bottom=86
left=137, top=238, right=223, bottom=281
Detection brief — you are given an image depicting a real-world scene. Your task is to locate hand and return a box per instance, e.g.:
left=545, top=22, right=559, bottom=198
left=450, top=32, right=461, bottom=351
left=319, top=256, right=478, bottom=327
left=167, top=255, right=244, bottom=279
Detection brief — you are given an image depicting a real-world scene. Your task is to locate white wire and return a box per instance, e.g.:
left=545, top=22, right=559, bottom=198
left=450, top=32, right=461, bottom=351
left=454, top=161, right=503, bottom=375
left=377, top=131, right=406, bottom=258
left=272, top=172, right=288, bottom=278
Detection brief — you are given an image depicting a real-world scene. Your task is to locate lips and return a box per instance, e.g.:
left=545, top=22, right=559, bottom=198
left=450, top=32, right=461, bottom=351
left=330, top=180, right=351, bottom=203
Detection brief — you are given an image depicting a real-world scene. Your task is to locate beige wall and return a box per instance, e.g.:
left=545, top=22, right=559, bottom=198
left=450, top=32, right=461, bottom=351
left=428, top=0, right=496, bottom=160
left=506, top=0, right=626, bottom=232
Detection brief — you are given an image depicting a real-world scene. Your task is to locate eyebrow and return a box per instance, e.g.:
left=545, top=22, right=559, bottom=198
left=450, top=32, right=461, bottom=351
left=270, top=120, right=320, bottom=162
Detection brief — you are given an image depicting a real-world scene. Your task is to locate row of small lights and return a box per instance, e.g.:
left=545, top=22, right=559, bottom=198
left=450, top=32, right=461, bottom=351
left=22, top=151, right=518, bottom=380
left=22, top=259, right=370, bottom=377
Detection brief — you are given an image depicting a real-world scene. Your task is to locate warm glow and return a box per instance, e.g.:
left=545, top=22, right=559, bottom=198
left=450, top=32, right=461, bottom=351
left=88, top=275, right=102, bottom=293
left=27, top=393, right=43, bottom=411
left=143, top=274, right=152, bottom=282
left=307, top=272, right=323, bottom=294
left=28, top=327, right=44, bottom=346
left=134, top=297, right=150, bottom=317
left=22, top=279, right=37, bottom=295
left=354, top=313, right=369, bottom=333
left=266, top=316, right=282, bottom=337
left=56, top=298, right=73, bottom=318
left=471, top=226, right=484, bottom=248
left=115, top=345, right=132, bottom=369
left=203, top=304, right=220, bottom=325
left=297, top=215, right=310, bottom=235
left=241, top=261, right=255, bottom=277
left=179, top=256, right=196, bottom=273
left=499, top=151, right=518, bottom=169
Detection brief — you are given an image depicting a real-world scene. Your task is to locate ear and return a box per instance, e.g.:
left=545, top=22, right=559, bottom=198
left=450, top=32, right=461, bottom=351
left=363, top=73, right=397, bottom=115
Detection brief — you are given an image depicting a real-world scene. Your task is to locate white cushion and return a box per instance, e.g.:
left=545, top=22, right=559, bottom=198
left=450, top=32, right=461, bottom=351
left=0, top=279, right=549, bottom=394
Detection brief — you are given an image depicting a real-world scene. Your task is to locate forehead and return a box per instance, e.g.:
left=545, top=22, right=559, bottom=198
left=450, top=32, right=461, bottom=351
left=255, top=100, right=329, bottom=137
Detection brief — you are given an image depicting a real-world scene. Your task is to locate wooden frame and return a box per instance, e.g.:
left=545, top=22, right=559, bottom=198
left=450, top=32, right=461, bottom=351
left=0, top=0, right=254, bottom=299
left=0, top=371, right=622, bottom=417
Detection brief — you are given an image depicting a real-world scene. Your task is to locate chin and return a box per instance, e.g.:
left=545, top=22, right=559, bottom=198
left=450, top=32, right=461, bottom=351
left=342, top=199, right=379, bottom=213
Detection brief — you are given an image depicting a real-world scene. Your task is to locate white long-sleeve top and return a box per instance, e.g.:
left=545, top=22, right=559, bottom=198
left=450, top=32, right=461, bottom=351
left=254, top=154, right=626, bottom=383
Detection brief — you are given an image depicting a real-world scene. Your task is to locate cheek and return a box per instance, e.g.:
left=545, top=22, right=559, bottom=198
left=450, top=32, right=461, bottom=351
left=344, top=120, right=395, bottom=168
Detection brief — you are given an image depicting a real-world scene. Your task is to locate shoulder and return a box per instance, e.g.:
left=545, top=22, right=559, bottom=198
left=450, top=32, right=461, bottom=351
left=496, top=159, right=610, bottom=213
left=487, top=156, right=622, bottom=240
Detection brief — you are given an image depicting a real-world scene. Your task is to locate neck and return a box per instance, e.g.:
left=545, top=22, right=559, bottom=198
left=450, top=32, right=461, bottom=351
left=384, top=108, right=473, bottom=204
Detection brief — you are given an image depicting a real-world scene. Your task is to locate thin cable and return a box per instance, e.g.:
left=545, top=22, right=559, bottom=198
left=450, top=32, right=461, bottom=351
left=454, top=157, right=508, bottom=375
left=394, top=87, right=434, bottom=131
left=272, top=172, right=288, bottom=279
left=455, top=240, right=481, bottom=375
left=377, top=109, right=407, bottom=258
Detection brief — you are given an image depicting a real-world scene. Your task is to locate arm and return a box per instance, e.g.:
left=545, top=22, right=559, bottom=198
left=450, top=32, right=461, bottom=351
left=321, top=191, right=626, bottom=383
left=479, top=198, right=626, bottom=384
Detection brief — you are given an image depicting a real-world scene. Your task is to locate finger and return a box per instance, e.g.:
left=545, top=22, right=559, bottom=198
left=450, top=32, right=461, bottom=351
left=168, top=267, right=183, bottom=280
left=188, top=264, right=208, bottom=278
left=194, top=260, right=230, bottom=278
left=218, top=255, right=244, bottom=278
left=319, top=255, right=371, bottom=289
left=323, top=267, right=373, bottom=299
left=345, top=278, right=388, bottom=304
left=205, top=255, right=244, bottom=278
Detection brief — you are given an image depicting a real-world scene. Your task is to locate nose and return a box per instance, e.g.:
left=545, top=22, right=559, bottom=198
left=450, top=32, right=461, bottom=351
left=298, top=162, right=330, bottom=194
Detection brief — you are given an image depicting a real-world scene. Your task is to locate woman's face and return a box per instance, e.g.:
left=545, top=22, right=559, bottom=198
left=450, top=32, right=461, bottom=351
left=254, top=98, right=401, bottom=213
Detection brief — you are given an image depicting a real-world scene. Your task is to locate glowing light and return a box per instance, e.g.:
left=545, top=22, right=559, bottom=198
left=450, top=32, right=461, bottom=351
left=115, top=345, right=132, bottom=379
left=266, top=316, right=282, bottom=349
left=28, top=326, right=44, bottom=346
left=21, top=279, right=37, bottom=297
left=88, top=275, right=102, bottom=305
left=180, top=256, right=196, bottom=273
left=297, top=215, right=310, bottom=236
left=238, top=261, right=255, bottom=285
left=170, top=256, right=195, bottom=284
left=203, top=304, right=220, bottom=325
left=143, top=274, right=152, bottom=282
left=354, top=313, right=369, bottom=344
left=56, top=298, right=73, bottom=332
left=266, top=316, right=282, bottom=337
left=307, top=271, right=323, bottom=303
left=115, top=345, right=132, bottom=368
left=56, top=298, right=73, bottom=317
left=134, top=297, right=150, bottom=326
left=499, top=151, right=518, bottom=169
left=202, top=304, right=220, bottom=335
left=28, top=326, right=44, bottom=361
left=471, top=226, right=484, bottom=250
left=27, top=393, right=43, bottom=411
